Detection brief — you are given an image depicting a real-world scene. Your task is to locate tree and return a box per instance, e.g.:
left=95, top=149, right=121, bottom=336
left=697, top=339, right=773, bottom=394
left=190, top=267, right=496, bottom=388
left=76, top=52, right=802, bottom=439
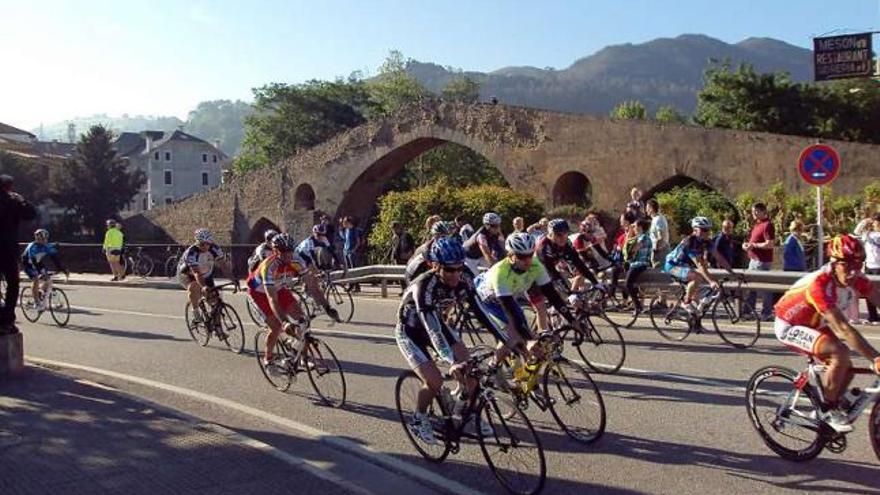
left=387, top=143, right=506, bottom=190
left=367, top=50, right=432, bottom=116
left=610, top=100, right=647, bottom=120
left=654, top=105, right=687, bottom=124
left=441, top=76, right=481, bottom=104
left=186, top=100, right=252, bottom=156
left=52, top=125, right=145, bottom=239
left=0, top=151, right=47, bottom=200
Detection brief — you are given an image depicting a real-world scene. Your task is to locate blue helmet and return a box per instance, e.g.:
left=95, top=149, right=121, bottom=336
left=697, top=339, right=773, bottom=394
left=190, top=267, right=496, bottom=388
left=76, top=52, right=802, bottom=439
left=548, top=218, right=570, bottom=234
left=430, top=237, right=466, bottom=265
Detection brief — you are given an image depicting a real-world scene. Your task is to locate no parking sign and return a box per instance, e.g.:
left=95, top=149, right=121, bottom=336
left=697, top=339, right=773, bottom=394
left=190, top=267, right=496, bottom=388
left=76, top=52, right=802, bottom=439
left=797, top=143, right=841, bottom=265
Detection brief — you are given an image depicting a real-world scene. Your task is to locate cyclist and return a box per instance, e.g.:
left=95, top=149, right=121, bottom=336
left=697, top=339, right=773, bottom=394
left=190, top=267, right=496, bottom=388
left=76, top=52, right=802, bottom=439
left=247, top=229, right=279, bottom=272
left=177, top=228, right=237, bottom=323
left=405, top=220, right=455, bottom=284
left=463, top=212, right=505, bottom=276
left=395, top=237, right=496, bottom=444
left=475, top=232, right=582, bottom=365
left=21, top=229, right=68, bottom=309
left=248, top=233, right=337, bottom=368
left=663, top=216, right=733, bottom=314
left=295, top=224, right=340, bottom=271
left=773, top=234, right=880, bottom=432
left=536, top=219, right=602, bottom=292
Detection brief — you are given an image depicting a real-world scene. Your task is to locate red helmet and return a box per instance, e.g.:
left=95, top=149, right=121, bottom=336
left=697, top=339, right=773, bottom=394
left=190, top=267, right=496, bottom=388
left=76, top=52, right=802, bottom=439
left=827, top=234, right=865, bottom=263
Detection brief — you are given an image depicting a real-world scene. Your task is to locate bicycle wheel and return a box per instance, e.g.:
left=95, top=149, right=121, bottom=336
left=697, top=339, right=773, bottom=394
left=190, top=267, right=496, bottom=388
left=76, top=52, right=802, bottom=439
left=478, top=394, right=546, bottom=495
left=184, top=302, right=211, bottom=346
left=304, top=337, right=346, bottom=407
left=164, top=256, right=178, bottom=278
left=648, top=295, right=692, bottom=341
left=246, top=295, right=267, bottom=328
left=136, top=255, right=154, bottom=278
left=324, top=283, right=354, bottom=322
left=18, top=288, right=42, bottom=322
left=869, top=400, right=880, bottom=462
left=216, top=303, right=245, bottom=353
left=458, top=310, right=485, bottom=348
left=573, top=315, right=625, bottom=374
left=712, top=294, right=760, bottom=348
left=254, top=331, right=294, bottom=392
left=48, top=289, right=70, bottom=327
left=543, top=357, right=606, bottom=444
left=394, top=371, right=452, bottom=462
left=745, top=366, right=826, bottom=461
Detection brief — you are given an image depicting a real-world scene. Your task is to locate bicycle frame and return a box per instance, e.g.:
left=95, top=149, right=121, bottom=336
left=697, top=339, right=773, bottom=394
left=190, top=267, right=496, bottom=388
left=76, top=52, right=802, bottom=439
left=794, top=363, right=880, bottom=427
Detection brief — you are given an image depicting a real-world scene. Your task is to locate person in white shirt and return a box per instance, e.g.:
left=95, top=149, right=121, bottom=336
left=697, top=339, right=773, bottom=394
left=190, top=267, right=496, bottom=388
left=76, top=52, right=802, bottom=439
left=853, top=206, right=874, bottom=237
left=646, top=198, right=669, bottom=268
left=863, top=213, right=880, bottom=325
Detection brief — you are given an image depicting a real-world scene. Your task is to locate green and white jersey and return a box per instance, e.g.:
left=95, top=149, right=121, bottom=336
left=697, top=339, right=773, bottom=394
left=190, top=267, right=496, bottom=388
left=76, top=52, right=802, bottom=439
left=476, top=257, right=551, bottom=301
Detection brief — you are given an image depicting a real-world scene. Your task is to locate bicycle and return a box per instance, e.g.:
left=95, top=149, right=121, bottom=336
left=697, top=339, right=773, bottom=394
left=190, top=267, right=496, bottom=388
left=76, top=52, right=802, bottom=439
left=163, top=246, right=183, bottom=278
left=245, top=281, right=314, bottom=329
left=746, top=358, right=880, bottom=461
left=19, top=271, right=70, bottom=327
left=301, top=269, right=353, bottom=322
left=184, top=282, right=245, bottom=353
left=552, top=293, right=626, bottom=374
left=395, top=348, right=547, bottom=495
left=254, top=318, right=346, bottom=407
left=448, top=299, right=485, bottom=348
left=648, top=276, right=761, bottom=348
left=122, top=246, right=155, bottom=278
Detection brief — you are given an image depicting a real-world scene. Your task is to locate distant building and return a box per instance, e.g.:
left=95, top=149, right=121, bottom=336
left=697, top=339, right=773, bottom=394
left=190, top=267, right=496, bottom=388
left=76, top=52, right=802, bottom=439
left=114, top=130, right=229, bottom=214
left=0, top=121, right=37, bottom=144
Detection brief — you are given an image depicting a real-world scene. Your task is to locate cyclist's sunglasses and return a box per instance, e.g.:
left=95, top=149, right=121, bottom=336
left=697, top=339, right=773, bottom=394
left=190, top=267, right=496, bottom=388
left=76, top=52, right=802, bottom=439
left=441, top=265, right=465, bottom=273
left=514, top=253, right=534, bottom=260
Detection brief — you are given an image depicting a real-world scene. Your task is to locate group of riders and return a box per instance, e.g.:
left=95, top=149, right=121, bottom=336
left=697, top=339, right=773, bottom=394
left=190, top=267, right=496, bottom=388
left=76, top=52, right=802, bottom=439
left=16, top=207, right=880, bottom=439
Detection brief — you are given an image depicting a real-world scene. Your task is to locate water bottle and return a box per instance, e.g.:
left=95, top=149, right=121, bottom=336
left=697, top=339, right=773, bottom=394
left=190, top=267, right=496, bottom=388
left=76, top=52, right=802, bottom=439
left=839, top=387, right=862, bottom=412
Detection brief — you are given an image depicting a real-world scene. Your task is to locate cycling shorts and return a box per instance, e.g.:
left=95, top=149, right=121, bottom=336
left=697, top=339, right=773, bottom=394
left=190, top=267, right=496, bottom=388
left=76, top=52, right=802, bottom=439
left=394, top=319, right=461, bottom=370
left=178, top=271, right=215, bottom=289
left=475, top=297, right=534, bottom=342
left=774, top=318, right=836, bottom=358
left=24, top=266, right=45, bottom=280
left=248, top=288, right=301, bottom=322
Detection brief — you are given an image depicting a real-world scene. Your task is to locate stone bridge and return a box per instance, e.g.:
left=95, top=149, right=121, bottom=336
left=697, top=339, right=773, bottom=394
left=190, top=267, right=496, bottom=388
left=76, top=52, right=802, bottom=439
left=130, top=102, right=880, bottom=244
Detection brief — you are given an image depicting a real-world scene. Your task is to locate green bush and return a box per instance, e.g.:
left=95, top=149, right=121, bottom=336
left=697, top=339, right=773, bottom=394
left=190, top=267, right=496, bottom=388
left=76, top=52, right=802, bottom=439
left=656, top=186, right=738, bottom=239
left=543, top=204, right=587, bottom=225
left=368, top=181, right=544, bottom=263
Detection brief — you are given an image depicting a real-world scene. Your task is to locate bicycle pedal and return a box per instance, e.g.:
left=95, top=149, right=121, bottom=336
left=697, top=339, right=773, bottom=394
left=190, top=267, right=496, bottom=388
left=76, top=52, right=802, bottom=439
left=826, top=434, right=847, bottom=454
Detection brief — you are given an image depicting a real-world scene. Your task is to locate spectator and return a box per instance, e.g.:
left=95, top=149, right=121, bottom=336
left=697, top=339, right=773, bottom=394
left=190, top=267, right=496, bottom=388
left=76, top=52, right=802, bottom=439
left=342, top=216, right=364, bottom=292
left=646, top=199, right=669, bottom=268
left=782, top=220, right=807, bottom=272
left=423, top=215, right=442, bottom=242
left=512, top=217, right=525, bottom=234
left=103, top=219, right=126, bottom=281
left=455, top=215, right=473, bottom=243
left=581, top=212, right=610, bottom=262
left=742, top=202, right=776, bottom=320
left=388, top=222, right=415, bottom=265
left=712, top=219, right=736, bottom=269
left=608, top=212, right=637, bottom=298
left=622, top=218, right=653, bottom=311
left=862, top=213, right=880, bottom=325
left=0, top=174, right=37, bottom=334
left=853, top=206, right=873, bottom=237
left=526, top=217, right=549, bottom=243
left=626, top=187, right=645, bottom=219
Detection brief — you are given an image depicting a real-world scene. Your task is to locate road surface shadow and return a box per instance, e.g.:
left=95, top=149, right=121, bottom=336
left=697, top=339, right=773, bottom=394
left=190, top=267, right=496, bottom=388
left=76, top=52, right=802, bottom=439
left=62, top=323, right=191, bottom=343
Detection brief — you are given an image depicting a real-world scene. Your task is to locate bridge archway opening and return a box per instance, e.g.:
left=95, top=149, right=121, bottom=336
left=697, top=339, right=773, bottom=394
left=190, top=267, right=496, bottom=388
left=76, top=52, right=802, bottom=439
left=552, top=171, right=592, bottom=207
left=644, top=174, right=713, bottom=199
left=248, top=217, right=281, bottom=244
left=294, top=184, right=316, bottom=210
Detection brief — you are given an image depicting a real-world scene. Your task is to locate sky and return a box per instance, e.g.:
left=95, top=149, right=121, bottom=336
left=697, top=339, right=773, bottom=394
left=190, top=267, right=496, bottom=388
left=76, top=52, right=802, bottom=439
left=2, top=0, right=879, bottom=131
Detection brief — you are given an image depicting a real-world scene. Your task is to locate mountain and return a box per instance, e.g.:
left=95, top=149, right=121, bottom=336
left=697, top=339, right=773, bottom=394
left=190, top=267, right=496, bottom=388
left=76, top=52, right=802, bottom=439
left=407, top=34, right=813, bottom=115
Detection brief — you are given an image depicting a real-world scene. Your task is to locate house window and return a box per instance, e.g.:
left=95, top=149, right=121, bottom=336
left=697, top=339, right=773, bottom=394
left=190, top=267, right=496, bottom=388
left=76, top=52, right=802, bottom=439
left=164, top=151, right=171, bottom=161
left=212, top=154, right=217, bottom=163
left=153, top=151, right=160, bottom=160
left=202, top=153, right=208, bottom=163
left=165, top=197, right=173, bottom=206
left=202, top=172, right=209, bottom=186
left=164, top=170, right=173, bottom=185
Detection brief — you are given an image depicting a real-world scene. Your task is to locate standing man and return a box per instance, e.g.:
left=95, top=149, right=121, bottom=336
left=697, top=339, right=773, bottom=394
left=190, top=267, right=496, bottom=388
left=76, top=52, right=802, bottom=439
left=512, top=217, right=526, bottom=234
left=342, top=216, right=364, bottom=292
left=0, top=174, right=37, bottom=334
left=103, top=219, right=126, bottom=281
left=742, top=203, right=776, bottom=320
left=388, top=221, right=415, bottom=265
left=455, top=215, right=473, bottom=244
left=782, top=220, right=807, bottom=272
left=646, top=199, right=669, bottom=268
left=712, top=219, right=737, bottom=269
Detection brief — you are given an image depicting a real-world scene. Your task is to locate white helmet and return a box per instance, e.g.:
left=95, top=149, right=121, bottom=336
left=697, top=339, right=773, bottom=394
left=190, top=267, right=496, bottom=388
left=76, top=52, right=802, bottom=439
left=34, top=229, right=49, bottom=242
left=690, top=216, right=712, bottom=230
left=483, top=212, right=501, bottom=226
left=505, top=232, right=535, bottom=255
left=194, top=228, right=214, bottom=243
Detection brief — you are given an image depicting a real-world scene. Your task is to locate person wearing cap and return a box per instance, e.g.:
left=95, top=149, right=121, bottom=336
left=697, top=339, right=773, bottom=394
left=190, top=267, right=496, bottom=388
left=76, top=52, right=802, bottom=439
left=0, top=174, right=37, bottom=334
left=462, top=212, right=505, bottom=275
left=103, top=219, right=126, bottom=281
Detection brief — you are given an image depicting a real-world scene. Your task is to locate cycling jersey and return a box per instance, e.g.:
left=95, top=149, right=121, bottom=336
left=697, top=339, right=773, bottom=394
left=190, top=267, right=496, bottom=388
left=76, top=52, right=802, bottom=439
left=774, top=265, right=873, bottom=328
left=463, top=226, right=504, bottom=261
left=247, top=254, right=304, bottom=293
left=665, top=235, right=709, bottom=267
left=178, top=243, right=225, bottom=277
left=534, top=236, right=597, bottom=285
left=295, top=236, right=336, bottom=269
left=477, top=257, right=551, bottom=301
left=21, top=242, right=64, bottom=277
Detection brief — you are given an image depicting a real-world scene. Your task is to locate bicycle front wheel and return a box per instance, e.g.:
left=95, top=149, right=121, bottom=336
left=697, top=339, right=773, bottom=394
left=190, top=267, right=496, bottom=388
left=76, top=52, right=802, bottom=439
left=745, top=366, right=826, bottom=461
left=136, top=255, right=154, bottom=278
left=246, top=295, right=267, bottom=328
left=394, top=371, right=451, bottom=462
left=574, top=315, right=625, bottom=374
left=216, top=303, right=245, bottom=353
left=164, top=256, right=178, bottom=278
left=304, top=337, right=346, bottom=407
left=48, top=289, right=70, bottom=327
left=478, top=394, right=546, bottom=495
left=18, top=288, right=41, bottom=322
left=254, top=330, right=294, bottom=392
left=712, top=294, right=760, bottom=348
left=184, top=302, right=210, bottom=346
left=324, top=283, right=354, bottom=322
left=543, top=358, right=606, bottom=444
left=870, top=400, right=880, bottom=462
left=648, top=296, right=692, bottom=341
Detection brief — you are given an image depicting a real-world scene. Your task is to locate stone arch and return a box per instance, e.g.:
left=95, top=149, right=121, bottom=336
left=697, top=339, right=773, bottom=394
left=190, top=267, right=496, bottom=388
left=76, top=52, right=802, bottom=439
left=644, top=174, right=714, bottom=199
left=552, top=171, right=592, bottom=207
left=294, top=183, right=316, bottom=210
left=248, top=217, right=281, bottom=244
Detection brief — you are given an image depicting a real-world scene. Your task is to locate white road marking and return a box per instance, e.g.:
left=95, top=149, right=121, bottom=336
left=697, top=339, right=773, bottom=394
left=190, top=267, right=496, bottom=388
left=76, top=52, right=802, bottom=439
left=25, top=357, right=485, bottom=495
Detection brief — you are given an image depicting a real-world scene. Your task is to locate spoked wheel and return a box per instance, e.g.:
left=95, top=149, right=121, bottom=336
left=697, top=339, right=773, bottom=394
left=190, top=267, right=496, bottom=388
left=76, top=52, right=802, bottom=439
left=184, top=302, right=211, bottom=346
left=164, top=256, right=178, bottom=278
left=215, top=303, right=245, bottom=353
left=869, top=401, right=880, bottom=462
left=649, top=296, right=692, bottom=341
left=572, top=315, right=625, bottom=374
left=543, top=357, right=606, bottom=444
left=324, top=283, right=354, bottom=322
left=48, top=289, right=71, bottom=327
left=304, top=337, right=346, bottom=407
left=246, top=295, right=267, bottom=328
left=745, top=366, right=826, bottom=461
left=18, top=288, right=42, bottom=323
left=712, top=294, right=760, bottom=348
left=394, top=371, right=452, bottom=462
left=456, top=308, right=485, bottom=348
left=136, top=256, right=154, bottom=278
left=254, top=331, right=294, bottom=392
left=478, top=394, right=547, bottom=495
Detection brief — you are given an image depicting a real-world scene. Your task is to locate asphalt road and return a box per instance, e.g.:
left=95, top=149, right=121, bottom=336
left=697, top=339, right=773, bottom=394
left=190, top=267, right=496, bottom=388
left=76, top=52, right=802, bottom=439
left=18, top=283, right=880, bottom=495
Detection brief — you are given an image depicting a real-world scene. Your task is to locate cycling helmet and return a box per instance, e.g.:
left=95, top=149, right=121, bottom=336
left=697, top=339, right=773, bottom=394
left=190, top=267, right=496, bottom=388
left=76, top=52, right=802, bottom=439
left=483, top=212, right=501, bottom=226
left=105, top=219, right=116, bottom=227
left=271, top=233, right=296, bottom=252
left=505, top=232, right=535, bottom=255
left=312, top=224, right=328, bottom=236
left=690, top=216, right=712, bottom=230
left=430, top=237, right=466, bottom=265
left=828, top=234, right=865, bottom=263
left=194, top=228, right=214, bottom=243
left=34, top=229, right=49, bottom=241
left=430, top=220, right=451, bottom=236
left=548, top=218, right=570, bottom=234
left=264, top=229, right=279, bottom=242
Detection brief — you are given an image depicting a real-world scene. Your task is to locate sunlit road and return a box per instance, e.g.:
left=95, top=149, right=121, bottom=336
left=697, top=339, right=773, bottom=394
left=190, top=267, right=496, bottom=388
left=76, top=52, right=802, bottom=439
left=19, top=283, right=880, bottom=495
